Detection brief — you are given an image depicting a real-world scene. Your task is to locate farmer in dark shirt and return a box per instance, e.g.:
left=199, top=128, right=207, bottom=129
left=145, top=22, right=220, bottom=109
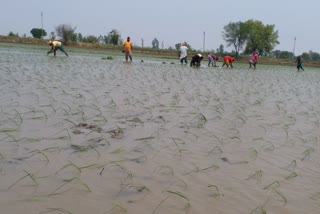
left=190, top=54, right=203, bottom=67
left=295, top=55, right=304, bottom=71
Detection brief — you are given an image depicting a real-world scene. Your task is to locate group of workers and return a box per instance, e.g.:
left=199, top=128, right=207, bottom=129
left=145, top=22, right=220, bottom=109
left=46, top=38, right=304, bottom=71
left=179, top=42, right=255, bottom=69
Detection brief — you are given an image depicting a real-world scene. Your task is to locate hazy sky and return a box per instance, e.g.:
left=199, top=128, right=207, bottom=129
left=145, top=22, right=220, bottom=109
left=1, top=0, right=319, bottom=55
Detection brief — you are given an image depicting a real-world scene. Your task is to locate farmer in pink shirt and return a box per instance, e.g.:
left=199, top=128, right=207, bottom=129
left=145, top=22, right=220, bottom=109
left=249, top=51, right=258, bottom=69
left=208, top=53, right=219, bottom=67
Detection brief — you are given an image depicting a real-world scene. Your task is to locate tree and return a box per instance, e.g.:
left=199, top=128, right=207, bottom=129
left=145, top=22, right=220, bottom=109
left=152, top=38, right=159, bottom=49
left=222, top=21, right=249, bottom=57
left=244, top=20, right=279, bottom=55
left=84, top=35, right=98, bottom=43
left=77, top=33, right=83, bottom=42
left=107, top=29, right=121, bottom=45
left=301, top=52, right=311, bottom=61
left=30, top=28, right=47, bottom=39
left=8, top=32, right=17, bottom=37
left=55, top=24, right=76, bottom=43
left=218, top=44, right=224, bottom=54
left=309, top=51, right=320, bottom=61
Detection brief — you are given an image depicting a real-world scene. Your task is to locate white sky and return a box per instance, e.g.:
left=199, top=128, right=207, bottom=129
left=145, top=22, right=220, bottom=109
left=1, top=0, right=318, bottom=55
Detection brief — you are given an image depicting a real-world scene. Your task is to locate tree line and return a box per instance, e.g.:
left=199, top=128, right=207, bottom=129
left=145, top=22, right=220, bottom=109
left=5, top=20, right=320, bottom=61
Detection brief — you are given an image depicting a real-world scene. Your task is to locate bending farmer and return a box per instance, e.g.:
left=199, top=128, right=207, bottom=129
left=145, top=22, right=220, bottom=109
left=47, top=40, right=68, bottom=57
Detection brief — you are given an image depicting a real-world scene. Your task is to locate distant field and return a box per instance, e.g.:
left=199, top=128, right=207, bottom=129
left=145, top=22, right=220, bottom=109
left=1, top=36, right=320, bottom=67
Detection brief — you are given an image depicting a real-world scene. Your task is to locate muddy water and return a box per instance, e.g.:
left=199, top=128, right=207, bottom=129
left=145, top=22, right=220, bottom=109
left=1, top=44, right=320, bottom=214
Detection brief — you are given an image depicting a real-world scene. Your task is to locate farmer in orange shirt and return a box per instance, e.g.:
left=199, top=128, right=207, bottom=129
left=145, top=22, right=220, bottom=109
left=222, top=55, right=234, bottom=68
left=123, top=37, right=133, bottom=62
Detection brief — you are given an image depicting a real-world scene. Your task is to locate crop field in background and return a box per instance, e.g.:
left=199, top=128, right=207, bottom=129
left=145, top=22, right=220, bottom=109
left=1, top=44, right=320, bottom=214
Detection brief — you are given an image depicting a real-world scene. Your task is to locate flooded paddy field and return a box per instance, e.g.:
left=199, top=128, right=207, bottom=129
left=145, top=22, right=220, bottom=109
left=1, top=43, right=320, bottom=214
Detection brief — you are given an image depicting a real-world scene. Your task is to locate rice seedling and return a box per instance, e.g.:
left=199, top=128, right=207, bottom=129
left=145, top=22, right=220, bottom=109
left=311, top=192, right=320, bottom=201
left=88, top=137, right=110, bottom=147
left=110, top=147, right=125, bottom=154
left=25, top=149, right=50, bottom=164
left=285, top=172, right=298, bottom=180
left=152, top=196, right=170, bottom=214
left=172, top=138, right=184, bottom=157
left=49, top=128, right=71, bottom=140
left=0, top=153, right=5, bottom=160
left=166, top=190, right=190, bottom=208
left=183, top=163, right=219, bottom=175
left=39, top=208, right=73, bottom=214
left=129, top=155, right=147, bottom=164
left=107, top=126, right=124, bottom=139
left=261, top=141, right=274, bottom=152
left=70, top=144, right=101, bottom=159
left=50, top=176, right=92, bottom=195
left=301, top=148, right=314, bottom=161
left=263, top=180, right=280, bottom=190
left=285, top=160, right=296, bottom=171
left=248, top=148, right=258, bottom=160
left=152, top=166, right=175, bottom=176
left=270, top=189, right=287, bottom=205
left=249, top=206, right=266, bottom=214
left=208, top=146, right=223, bottom=155
left=3, top=132, right=18, bottom=143
left=56, top=161, right=82, bottom=175
left=135, top=135, right=156, bottom=141
left=190, top=113, right=207, bottom=128
left=208, top=184, right=223, bottom=197
left=101, top=162, right=133, bottom=182
left=106, top=202, right=127, bottom=214
left=246, top=170, right=263, bottom=182
left=8, top=170, right=38, bottom=189
left=115, top=184, right=150, bottom=198
left=0, top=128, right=19, bottom=133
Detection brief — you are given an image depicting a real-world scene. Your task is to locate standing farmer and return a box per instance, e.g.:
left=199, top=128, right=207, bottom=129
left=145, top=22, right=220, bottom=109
left=47, top=40, right=69, bottom=57
left=295, top=55, right=304, bottom=71
left=179, top=42, right=188, bottom=65
left=123, top=37, right=133, bottom=62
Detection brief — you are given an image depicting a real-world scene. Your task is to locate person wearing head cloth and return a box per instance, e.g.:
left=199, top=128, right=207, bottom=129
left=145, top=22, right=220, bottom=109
left=47, top=40, right=69, bottom=57
left=222, top=55, right=235, bottom=68
left=179, top=42, right=188, bottom=65
left=208, top=53, right=219, bottom=67
left=123, top=36, right=133, bottom=62
left=190, top=54, right=203, bottom=67
left=249, top=51, right=259, bottom=69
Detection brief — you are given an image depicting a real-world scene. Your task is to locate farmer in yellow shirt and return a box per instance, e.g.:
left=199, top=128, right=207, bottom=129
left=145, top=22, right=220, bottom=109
left=123, top=37, right=133, bottom=62
left=47, top=40, right=69, bottom=57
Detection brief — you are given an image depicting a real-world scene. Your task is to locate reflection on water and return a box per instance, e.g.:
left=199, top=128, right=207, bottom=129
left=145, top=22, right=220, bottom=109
left=0, top=44, right=320, bottom=214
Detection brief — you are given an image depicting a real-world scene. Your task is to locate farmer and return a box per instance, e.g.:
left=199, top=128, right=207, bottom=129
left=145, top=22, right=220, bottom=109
left=222, top=55, right=234, bottom=68
left=190, top=54, right=203, bottom=67
left=123, top=36, right=133, bottom=62
left=47, top=40, right=68, bottom=57
left=295, top=55, right=304, bottom=71
left=208, top=53, right=219, bottom=67
left=179, top=42, right=188, bottom=65
left=249, top=51, right=259, bottom=69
